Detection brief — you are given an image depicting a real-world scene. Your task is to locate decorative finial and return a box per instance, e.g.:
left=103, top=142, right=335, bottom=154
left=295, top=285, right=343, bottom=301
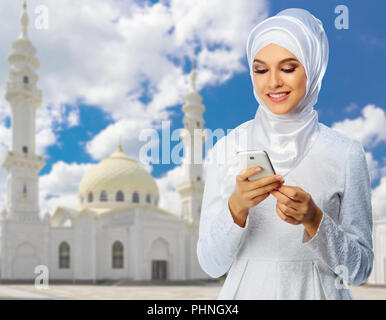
left=117, top=136, right=123, bottom=152
left=190, top=57, right=196, bottom=92
left=20, top=0, right=29, bottom=39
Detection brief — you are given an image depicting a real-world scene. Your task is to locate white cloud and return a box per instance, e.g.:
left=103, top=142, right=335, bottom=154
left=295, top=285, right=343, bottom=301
left=373, top=176, right=386, bottom=220
left=39, top=161, right=94, bottom=215
left=85, top=118, right=155, bottom=173
left=332, top=105, right=386, bottom=204
left=67, top=109, right=79, bottom=127
left=0, top=124, right=11, bottom=152
left=365, top=152, right=381, bottom=183
left=36, top=127, right=56, bottom=156
left=344, top=102, right=359, bottom=113
left=332, top=104, right=386, bottom=148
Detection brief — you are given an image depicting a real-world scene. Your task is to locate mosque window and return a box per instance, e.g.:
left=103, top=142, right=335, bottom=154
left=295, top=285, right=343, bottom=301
left=23, top=76, right=29, bottom=84
left=22, top=146, right=28, bottom=154
left=132, top=192, right=139, bottom=203
left=100, top=190, right=108, bottom=202
left=59, top=242, right=70, bottom=269
left=116, top=190, right=124, bottom=202
left=196, top=121, right=200, bottom=127
left=196, top=176, right=201, bottom=181
left=88, top=192, right=93, bottom=203
left=112, top=241, right=124, bottom=269
left=22, top=184, right=27, bottom=198
left=146, top=194, right=151, bottom=203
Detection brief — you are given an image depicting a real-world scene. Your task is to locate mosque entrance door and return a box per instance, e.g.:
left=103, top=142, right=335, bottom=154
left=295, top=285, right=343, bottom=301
left=152, top=260, right=167, bottom=280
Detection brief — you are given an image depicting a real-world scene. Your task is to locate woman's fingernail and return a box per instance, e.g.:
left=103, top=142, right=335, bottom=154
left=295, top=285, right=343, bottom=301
left=254, top=167, right=261, bottom=172
left=275, top=175, right=282, bottom=181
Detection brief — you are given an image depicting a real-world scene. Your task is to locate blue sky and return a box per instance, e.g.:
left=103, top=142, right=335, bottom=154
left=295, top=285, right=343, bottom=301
left=1, top=0, right=385, bottom=216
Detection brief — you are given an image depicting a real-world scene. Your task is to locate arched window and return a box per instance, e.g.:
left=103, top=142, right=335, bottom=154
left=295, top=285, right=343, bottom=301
left=59, top=241, right=70, bottom=269
left=100, top=190, right=108, bottom=202
left=132, top=192, right=139, bottom=203
left=146, top=194, right=151, bottom=203
left=196, top=176, right=201, bottom=181
left=22, top=184, right=27, bottom=198
left=112, top=241, right=124, bottom=269
left=116, top=190, right=124, bottom=202
left=88, top=192, right=93, bottom=203
left=23, top=75, right=29, bottom=84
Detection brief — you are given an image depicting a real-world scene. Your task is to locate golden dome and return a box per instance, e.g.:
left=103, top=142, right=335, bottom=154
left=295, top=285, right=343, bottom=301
left=78, top=144, right=159, bottom=209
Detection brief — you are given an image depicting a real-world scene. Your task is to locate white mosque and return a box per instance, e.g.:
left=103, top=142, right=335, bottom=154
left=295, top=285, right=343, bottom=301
left=0, top=2, right=209, bottom=282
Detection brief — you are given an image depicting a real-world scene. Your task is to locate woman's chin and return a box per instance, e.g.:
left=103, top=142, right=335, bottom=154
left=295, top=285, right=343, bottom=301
left=267, top=103, right=294, bottom=115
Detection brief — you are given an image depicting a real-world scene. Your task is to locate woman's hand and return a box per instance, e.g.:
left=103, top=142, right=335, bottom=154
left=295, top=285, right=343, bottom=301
left=271, top=185, right=323, bottom=238
left=228, top=166, right=285, bottom=227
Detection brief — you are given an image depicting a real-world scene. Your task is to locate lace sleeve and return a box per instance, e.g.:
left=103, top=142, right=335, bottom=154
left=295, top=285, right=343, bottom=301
left=302, top=140, right=374, bottom=286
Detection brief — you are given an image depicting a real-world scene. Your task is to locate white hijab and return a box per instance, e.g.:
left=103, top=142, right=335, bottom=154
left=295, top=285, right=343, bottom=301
left=246, top=8, right=329, bottom=177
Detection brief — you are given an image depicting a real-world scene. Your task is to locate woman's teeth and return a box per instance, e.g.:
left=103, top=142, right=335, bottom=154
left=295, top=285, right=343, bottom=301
left=269, top=92, right=288, bottom=98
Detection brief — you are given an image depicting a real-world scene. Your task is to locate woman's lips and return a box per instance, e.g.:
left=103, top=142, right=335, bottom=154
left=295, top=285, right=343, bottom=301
left=266, top=91, right=290, bottom=103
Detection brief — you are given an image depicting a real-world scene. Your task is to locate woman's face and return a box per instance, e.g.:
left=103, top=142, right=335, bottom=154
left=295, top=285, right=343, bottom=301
left=252, top=43, right=307, bottom=114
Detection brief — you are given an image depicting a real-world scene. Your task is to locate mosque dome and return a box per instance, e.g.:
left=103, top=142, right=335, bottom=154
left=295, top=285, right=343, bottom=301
left=78, top=144, right=159, bottom=209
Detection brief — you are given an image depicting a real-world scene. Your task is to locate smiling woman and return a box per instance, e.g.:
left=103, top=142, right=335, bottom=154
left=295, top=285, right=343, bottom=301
left=252, top=43, right=307, bottom=115
left=197, top=7, right=374, bottom=300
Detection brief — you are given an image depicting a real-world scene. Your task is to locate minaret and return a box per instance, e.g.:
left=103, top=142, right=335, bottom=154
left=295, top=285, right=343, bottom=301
left=176, top=59, right=206, bottom=224
left=2, top=1, right=45, bottom=220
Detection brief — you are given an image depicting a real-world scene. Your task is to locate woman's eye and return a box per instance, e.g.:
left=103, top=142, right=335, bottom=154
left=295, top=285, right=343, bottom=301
left=282, top=67, right=296, bottom=73
left=253, top=69, right=268, bottom=74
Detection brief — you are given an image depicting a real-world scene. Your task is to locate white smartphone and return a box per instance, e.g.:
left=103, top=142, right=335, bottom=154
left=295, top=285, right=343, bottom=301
left=236, top=150, right=276, bottom=181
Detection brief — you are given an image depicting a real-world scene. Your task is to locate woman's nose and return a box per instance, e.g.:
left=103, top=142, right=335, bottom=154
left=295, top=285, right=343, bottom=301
left=268, top=70, right=283, bottom=89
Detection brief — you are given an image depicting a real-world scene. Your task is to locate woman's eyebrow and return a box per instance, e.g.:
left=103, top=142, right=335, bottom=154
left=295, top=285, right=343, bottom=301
left=253, top=58, right=299, bottom=64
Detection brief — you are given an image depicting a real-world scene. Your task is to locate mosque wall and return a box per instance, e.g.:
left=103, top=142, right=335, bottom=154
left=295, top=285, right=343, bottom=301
left=189, top=230, right=208, bottom=279
left=49, top=227, right=74, bottom=280
left=0, top=221, right=48, bottom=280
left=73, top=213, right=96, bottom=281
left=98, top=223, right=131, bottom=280
left=368, top=221, right=386, bottom=284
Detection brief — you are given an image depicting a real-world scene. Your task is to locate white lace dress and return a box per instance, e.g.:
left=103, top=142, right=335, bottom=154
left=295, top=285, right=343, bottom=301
left=197, top=122, right=373, bottom=300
